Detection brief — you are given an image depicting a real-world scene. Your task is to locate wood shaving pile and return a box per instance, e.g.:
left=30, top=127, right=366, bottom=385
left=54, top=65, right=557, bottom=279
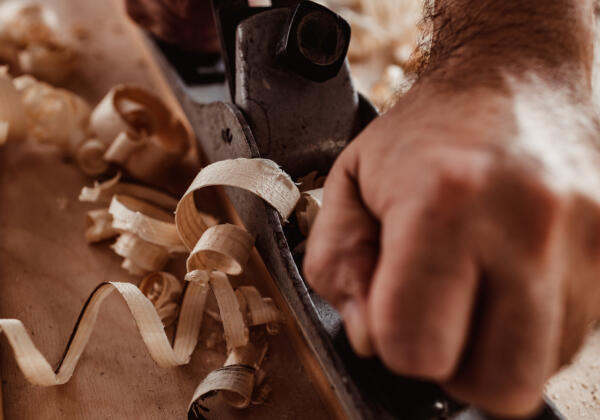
left=0, top=4, right=304, bottom=415
left=0, top=4, right=191, bottom=179
left=0, top=157, right=297, bottom=417
left=0, top=71, right=190, bottom=183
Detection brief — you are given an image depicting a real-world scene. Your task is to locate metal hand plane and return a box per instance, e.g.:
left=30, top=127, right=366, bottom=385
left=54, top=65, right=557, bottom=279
left=144, top=1, right=564, bottom=418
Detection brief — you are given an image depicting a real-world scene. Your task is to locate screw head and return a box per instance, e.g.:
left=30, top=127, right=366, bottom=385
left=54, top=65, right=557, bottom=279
left=279, top=1, right=351, bottom=83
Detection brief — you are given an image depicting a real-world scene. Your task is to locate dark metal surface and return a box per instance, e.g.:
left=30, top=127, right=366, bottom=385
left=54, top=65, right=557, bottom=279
left=145, top=2, right=566, bottom=419
left=278, top=1, right=351, bottom=82
left=211, top=0, right=299, bottom=100
left=234, top=8, right=360, bottom=178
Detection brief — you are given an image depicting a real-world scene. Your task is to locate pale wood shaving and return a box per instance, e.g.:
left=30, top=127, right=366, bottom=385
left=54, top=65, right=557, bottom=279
left=103, top=130, right=144, bottom=165
left=76, top=139, right=109, bottom=176
left=184, top=269, right=210, bottom=284
left=186, top=224, right=254, bottom=275
left=14, top=75, right=91, bottom=154
left=85, top=208, right=118, bottom=244
left=188, top=365, right=256, bottom=416
left=209, top=271, right=249, bottom=350
left=296, top=188, right=323, bottom=236
left=79, top=172, right=179, bottom=210
left=0, top=279, right=210, bottom=385
left=111, top=232, right=169, bottom=275
left=225, top=341, right=268, bottom=370
left=238, top=286, right=285, bottom=332
left=1, top=155, right=298, bottom=416
left=189, top=342, right=268, bottom=415
left=109, top=194, right=186, bottom=253
left=17, top=43, right=76, bottom=84
left=176, top=158, right=301, bottom=249
left=88, top=85, right=189, bottom=182
left=139, top=272, right=183, bottom=328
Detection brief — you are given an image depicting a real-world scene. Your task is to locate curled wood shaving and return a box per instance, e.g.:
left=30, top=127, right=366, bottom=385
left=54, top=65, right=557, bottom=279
left=88, top=85, right=190, bottom=181
left=103, top=130, right=143, bottom=164
left=296, top=188, right=323, bottom=236
left=225, top=341, right=268, bottom=370
left=85, top=208, right=118, bottom=244
left=184, top=269, right=210, bottom=284
left=189, top=366, right=256, bottom=419
left=189, top=342, right=268, bottom=416
left=139, top=272, right=183, bottom=328
left=0, top=2, right=76, bottom=84
left=109, top=195, right=186, bottom=253
left=79, top=172, right=179, bottom=211
left=76, top=138, right=109, bottom=176
left=209, top=271, right=249, bottom=350
left=18, top=43, right=76, bottom=85
left=222, top=342, right=268, bottom=407
left=79, top=172, right=122, bottom=202
left=0, top=279, right=210, bottom=385
left=14, top=75, right=91, bottom=154
left=1, top=156, right=297, bottom=414
left=111, top=232, right=169, bottom=275
left=186, top=224, right=254, bottom=275
left=238, top=286, right=284, bottom=334
left=176, top=158, right=301, bottom=249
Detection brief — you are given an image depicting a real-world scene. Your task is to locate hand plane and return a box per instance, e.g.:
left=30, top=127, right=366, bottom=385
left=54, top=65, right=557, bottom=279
left=143, top=1, right=565, bottom=418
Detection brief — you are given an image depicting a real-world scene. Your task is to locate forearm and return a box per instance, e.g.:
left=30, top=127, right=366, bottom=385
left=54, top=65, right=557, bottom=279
left=421, top=0, right=595, bottom=91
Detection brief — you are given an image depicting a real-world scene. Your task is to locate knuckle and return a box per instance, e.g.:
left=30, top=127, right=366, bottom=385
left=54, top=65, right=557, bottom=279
left=434, top=165, right=476, bottom=192
left=305, top=246, right=374, bottom=305
left=473, top=164, right=565, bottom=257
left=427, top=147, right=496, bottom=194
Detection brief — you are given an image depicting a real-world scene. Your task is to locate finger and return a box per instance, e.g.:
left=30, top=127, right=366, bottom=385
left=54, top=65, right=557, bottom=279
left=304, top=147, right=379, bottom=356
left=445, top=174, right=564, bottom=417
left=368, top=177, right=479, bottom=381
left=443, top=267, right=560, bottom=418
left=558, top=195, right=600, bottom=364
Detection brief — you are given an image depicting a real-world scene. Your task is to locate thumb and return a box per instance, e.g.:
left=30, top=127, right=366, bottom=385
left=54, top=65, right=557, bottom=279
left=303, top=149, right=378, bottom=356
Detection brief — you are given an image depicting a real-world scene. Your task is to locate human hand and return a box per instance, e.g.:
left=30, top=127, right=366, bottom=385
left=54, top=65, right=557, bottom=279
left=125, top=0, right=219, bottom=53
left=304, top=70, right=600, bottom=417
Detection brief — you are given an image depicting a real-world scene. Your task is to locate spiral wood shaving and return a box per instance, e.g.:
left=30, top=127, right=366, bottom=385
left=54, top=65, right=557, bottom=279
left=0, top=158, right=296, bottom=417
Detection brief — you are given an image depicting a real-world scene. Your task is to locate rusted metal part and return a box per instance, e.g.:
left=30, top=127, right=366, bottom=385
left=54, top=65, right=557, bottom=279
left=144, top=1, right=565, bottom=419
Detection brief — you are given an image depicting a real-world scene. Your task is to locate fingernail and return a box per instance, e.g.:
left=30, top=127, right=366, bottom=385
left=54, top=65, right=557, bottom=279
left=342, top=300, right=374, bottom=358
